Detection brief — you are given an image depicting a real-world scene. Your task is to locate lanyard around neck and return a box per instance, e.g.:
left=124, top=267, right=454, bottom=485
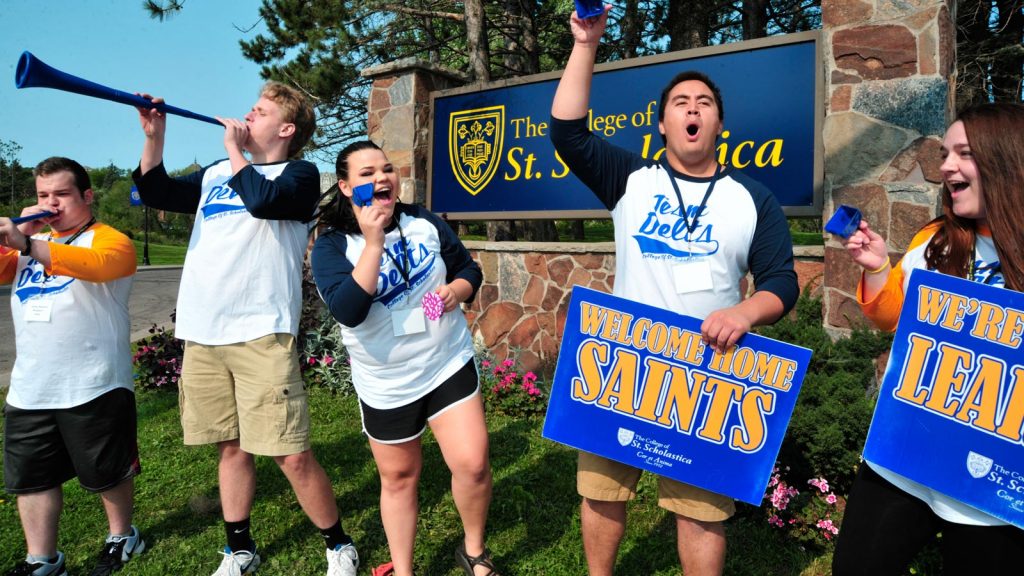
left=661, top=159, right=721, bottom=237
left=49, top=217, right=96, bottom=246
left=383, top=219, right=411, bottom=291
left=969, top=232, right=1003, bottom=285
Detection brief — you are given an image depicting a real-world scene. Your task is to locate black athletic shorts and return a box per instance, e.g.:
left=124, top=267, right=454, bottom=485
left=4, top=388, right=141, bottom=493
left=359, top=360, right=479, bottom=443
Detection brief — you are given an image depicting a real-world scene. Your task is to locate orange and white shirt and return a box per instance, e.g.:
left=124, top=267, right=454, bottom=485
left=1, top=222, right=136, bottom=409
left=858, top=221, right=1006, bottom=526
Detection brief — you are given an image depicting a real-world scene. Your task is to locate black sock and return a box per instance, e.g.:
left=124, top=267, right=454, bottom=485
left=225, top=518, right=256, bottom=553
left=320, top=519, right=353, bottom=550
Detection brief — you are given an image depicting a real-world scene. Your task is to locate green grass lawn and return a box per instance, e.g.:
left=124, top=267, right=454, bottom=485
left=0, top=387, right=833, bottom=575
left=132, top=240, right=186, bottom=266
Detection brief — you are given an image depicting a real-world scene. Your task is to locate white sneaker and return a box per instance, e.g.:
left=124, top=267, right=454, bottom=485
left=326, top=544, right=358, bottom=576
left=7, top=551, right=67, bottom=576
left=211, top=547, right=260, bottom=576
left=89, top=526, right=146, bottom=576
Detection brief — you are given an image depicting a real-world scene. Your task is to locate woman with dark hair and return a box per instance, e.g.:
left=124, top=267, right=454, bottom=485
left=833, top=102, right=1024, bottom=574
left=311, top=141, right=500, bottom=576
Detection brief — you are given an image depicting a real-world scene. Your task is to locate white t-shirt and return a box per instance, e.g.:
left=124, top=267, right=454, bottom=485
left=3, top=223, right=135, bottom=409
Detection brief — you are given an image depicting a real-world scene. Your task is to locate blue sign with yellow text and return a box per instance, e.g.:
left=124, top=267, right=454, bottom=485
left=542, top=286, right=811, bottom=505
left=864, top=269, right=1024, bottom=528
left=430, top=32, right=820, bottom=219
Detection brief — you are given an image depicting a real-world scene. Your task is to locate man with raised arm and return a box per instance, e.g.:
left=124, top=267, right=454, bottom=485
left=550, top=7, right=798, bottom=575
left=133, top=82, right=358, bottom=576
left=1, top=157, right=141, bottom=576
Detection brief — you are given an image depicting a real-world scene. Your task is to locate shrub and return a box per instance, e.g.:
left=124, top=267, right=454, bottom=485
left=761, top=464, right=844, bottom=549
left=299, top=308, right=354, bottom=394
left=756, top=291, right=892, bottom=488
left=478, top=352, right=548, bottom=418
left=133, top=320, right=183, bottom=390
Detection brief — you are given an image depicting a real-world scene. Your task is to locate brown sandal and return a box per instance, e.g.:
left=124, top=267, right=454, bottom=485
left=455, top=544, right=501, bottom=576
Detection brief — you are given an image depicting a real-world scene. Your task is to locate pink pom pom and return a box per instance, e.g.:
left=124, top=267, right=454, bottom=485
left=422, top=291, right=445, bottom=321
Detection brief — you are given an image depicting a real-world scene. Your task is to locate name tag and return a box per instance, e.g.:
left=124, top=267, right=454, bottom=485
left=23, top=299, right=53, bottom=322
left=392, top=306, right=426, bottom=336
left=674, top=260, right=714, bottom=294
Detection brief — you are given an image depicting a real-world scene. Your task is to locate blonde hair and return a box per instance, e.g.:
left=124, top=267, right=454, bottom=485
left=260, top=81, right=316, bottom=158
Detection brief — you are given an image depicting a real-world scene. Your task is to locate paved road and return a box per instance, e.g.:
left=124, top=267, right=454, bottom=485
left=0, top=266, right=182, bottom=390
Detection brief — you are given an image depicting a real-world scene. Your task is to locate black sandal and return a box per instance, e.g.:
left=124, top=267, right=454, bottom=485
left=455, top=543, right=501, bottom=576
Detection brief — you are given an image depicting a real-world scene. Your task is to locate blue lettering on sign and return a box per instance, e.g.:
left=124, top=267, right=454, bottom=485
left=15, top=262, right=74, bottom=302
left=633, top=195, right=719, bottom=258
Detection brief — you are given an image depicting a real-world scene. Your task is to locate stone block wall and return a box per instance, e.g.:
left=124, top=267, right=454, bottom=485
left=821, top=0, right=953, bottom=332
left=463, top=242, right=825, bottom=374
left=362, top=59, right=468, bottom=205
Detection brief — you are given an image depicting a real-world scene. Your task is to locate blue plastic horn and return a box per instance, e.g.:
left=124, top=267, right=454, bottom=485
left=10, top=211, right=55, bottom=225
left=15, top=51, right=222, bottom=127
left=574, top=0, right=605, bottom=18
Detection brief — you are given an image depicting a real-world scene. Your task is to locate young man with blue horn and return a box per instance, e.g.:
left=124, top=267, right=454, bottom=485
left=132, top=82, right=359, bottom=576
left=0, top=157, right=142, bottom=576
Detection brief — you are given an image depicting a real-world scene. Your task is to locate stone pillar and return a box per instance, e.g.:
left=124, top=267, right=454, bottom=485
left=361, top=58, right=468, bottom=205
left=821, top=0, right=955, bottom=333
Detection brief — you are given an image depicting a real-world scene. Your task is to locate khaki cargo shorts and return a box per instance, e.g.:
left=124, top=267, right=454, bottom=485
left=577, top=451, right=735, bottom=522
left=179, top=333, right=310, bottom=456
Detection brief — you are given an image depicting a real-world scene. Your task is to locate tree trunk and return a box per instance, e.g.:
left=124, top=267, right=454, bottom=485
left=571, top=220, right=585, bottom=240
left=621, top=0, right=643, bottom=58
left=504, top=0, right=541, bottom=75
left=990, top=0, right=1023, bottom=102
left=741, top=0, right=769, bottom=40
left=487, top=221, right=517, bottom=241
left=956, top=0, right=995, bottom=109
left=465, top=0, right=491, bottom=82
left=667, top=0, right=710, bottom=50
left=521, top=219, right=559, bottom=241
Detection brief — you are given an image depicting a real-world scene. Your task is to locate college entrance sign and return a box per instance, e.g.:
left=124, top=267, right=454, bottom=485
left=542, top=286, right=811, bottom=505
left=429, top=31, right=822, bottom=220
left=864, top=269, right=1024, bottom=528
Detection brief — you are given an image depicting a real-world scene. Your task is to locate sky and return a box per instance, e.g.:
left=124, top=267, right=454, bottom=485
left=0, top=1, right=323, bottom=172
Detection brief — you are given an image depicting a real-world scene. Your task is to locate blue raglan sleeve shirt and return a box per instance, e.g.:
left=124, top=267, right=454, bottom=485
left=731, top=171, right=799, bottom=315
left=230, top=160, right=320, bottom=221
left=132, top=161, right=205, bottom=214
left=311, top=230, right=376, bottom=328
left=550, top=115, right=651, bottom=211
left=418, top=207, right=482, bottom=302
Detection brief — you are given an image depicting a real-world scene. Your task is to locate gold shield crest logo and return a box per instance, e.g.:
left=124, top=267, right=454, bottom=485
left=449, top=105, right=505, bottom=196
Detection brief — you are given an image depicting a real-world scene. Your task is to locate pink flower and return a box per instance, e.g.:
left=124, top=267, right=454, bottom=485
left=816, top=518, right=839, bottom=536
left=307, top=357, right=316, bottom=365
left=502, top=358, right=515, bottom=367
left=524, top=371, right=537, bottom=381
left=324, top=355, right=334, bottom=365
left=768, top=514, right=784, bottom=527
left=769, top=482, right=799, bottom=510
left=482, top=360, right=491, bottom=368
left=826, top=493, right=837, bottom=505
left=808, top=477, right=830, bottom=493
